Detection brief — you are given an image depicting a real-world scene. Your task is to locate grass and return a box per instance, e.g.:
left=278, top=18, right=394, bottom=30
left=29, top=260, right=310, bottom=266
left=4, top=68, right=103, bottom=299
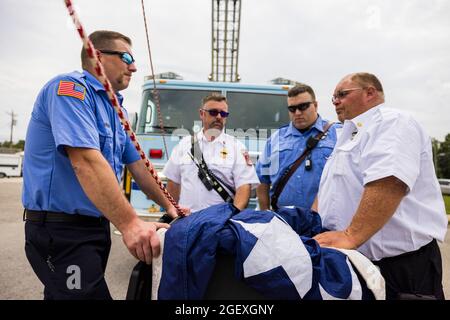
left=444, top=195, right=450, bottom=215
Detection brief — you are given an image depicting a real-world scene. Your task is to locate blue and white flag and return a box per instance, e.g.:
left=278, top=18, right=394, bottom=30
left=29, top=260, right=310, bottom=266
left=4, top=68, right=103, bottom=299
left=155, top=204, right=384, bottom=300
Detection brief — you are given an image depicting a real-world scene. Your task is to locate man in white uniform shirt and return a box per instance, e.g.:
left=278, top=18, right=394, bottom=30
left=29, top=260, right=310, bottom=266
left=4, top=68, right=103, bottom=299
left=163, top=94, right=260, bottom=214
left=313, top=72, right=447, bottom=300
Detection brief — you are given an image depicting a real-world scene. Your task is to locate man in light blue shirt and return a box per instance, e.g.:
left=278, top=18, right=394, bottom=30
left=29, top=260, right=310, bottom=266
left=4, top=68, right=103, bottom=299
left=23, top=30, right=187, bottom=299
left=256, top=83, right=340, bottom=211
left=23, top=70, right=139, bottom=216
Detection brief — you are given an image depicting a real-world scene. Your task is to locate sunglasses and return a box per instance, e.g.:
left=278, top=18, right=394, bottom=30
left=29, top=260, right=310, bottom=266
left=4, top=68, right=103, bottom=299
left=331, top=87, right=364, bottom=103
left=100, top=50, right=135, bottom=65
left=287, top=101, right=314, bottom=113
left=202, top=109, right=230, bottom=118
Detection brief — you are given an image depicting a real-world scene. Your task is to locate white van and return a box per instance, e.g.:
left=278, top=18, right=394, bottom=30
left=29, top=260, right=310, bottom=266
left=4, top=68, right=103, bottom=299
left=0, top=153, right=23, bottom=178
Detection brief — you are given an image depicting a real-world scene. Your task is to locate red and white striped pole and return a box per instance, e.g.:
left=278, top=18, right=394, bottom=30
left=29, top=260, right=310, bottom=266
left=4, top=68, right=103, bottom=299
left=63, top=0, right=184, bottom=217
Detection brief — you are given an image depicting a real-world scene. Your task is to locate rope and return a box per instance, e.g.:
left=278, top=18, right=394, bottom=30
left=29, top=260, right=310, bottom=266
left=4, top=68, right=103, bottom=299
left=63, top=0, right=184, bottom=217
left=140, top=0, right=169, bottom=159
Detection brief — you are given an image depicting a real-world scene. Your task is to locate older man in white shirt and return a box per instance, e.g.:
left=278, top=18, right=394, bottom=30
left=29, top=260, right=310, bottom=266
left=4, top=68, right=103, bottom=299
left=313, top=72, right=447, bottom=300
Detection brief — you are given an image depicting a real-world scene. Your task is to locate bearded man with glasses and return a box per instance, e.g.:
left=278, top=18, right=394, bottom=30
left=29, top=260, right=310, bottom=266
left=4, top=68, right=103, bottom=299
left=313, top=72, right=447, bottom=300
left=163, top=94, right=260, bottom=214
left=256, top=83, right=341, bottom=211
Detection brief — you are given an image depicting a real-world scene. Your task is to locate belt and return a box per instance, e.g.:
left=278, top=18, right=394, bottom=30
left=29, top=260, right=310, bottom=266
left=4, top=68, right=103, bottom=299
left=24, top=209, right=106, bottom=224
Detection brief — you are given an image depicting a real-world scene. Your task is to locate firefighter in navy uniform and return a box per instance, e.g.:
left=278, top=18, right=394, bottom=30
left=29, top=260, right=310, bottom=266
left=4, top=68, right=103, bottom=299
left=22, top=30, right=188, bottom=299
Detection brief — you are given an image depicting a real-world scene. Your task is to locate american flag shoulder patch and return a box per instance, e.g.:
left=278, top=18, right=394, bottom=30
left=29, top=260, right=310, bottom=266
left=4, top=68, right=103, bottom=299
left=57, top=80, right=86, bottom=100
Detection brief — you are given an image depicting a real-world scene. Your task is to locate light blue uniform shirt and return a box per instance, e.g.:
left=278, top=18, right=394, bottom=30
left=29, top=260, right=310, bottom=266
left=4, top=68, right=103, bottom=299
left=256, top=115, right=341, bottom=209
left=22, top=70, right=140, bottom=217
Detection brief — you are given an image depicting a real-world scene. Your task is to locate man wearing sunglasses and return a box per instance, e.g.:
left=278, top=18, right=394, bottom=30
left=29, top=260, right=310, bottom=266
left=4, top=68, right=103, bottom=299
left=256, top=83, right=340, bottom=211
left=22, top=30, right=187, bottom=299
left=163, top=94, right=259, bottom=213
left=313, top=72, right=447, bottom=300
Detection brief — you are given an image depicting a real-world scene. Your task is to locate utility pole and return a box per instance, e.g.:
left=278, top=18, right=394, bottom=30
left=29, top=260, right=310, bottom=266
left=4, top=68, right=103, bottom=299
left=6, top=110, right=17, bottom=146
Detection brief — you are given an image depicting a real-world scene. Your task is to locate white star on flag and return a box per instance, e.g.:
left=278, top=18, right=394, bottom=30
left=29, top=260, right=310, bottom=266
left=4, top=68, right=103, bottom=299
left=231, top=216, right=313, bottom=298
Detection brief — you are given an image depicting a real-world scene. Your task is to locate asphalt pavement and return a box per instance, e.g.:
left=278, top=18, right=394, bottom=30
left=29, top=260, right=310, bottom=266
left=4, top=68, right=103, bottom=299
left=0, top=178, right=135, bottom=299
left=0, top=178, right=449, bottom=299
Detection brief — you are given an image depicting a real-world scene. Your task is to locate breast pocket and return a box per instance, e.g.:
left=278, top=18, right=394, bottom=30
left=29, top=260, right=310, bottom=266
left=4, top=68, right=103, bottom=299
left=333, top=143, right=360, bottom=176
left=117, top=128, right=127, bottom=156
left=99, top=130, right=114, bottom=163
left=209, top=163, right=234, bottom=181
left=271, top=143, right=295, bottom=170
left=264, top=143, right=292, bottom=177
left=180, top=158, right=198, bottom=173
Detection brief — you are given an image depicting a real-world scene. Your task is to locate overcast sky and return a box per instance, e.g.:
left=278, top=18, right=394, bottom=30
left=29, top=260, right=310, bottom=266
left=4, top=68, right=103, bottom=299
left=1, top=0, right=449, bottom=143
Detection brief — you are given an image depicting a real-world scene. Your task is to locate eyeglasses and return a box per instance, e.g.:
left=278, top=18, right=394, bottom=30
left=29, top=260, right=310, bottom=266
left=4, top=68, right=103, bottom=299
left=287, top=101, right=314, bottom=113
left=201, top=109, right=230, bottom=118
left=99, top=50, right=135, bottom=65
left=331, top=87, right=364, bottom=103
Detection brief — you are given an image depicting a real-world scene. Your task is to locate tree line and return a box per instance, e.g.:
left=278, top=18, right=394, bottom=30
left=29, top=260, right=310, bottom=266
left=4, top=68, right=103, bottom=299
left=433, top=133, right=450, bottom=179
left=0, top=140, right=25, bottom=151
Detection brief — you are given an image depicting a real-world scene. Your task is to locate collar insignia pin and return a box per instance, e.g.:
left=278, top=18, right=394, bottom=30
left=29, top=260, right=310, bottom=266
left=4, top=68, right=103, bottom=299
left=220, top=148, right=228, bottom=159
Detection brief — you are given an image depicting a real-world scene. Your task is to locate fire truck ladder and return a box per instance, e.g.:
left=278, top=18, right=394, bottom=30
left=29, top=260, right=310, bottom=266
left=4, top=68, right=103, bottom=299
left=209, top=0, right=242, bottom=82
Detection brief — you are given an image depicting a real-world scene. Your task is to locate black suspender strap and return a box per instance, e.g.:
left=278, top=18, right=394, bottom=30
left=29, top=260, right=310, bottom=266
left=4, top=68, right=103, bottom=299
left=189, top=135, right=235, bottom=203
left=270, top=122, right=335, bottom=211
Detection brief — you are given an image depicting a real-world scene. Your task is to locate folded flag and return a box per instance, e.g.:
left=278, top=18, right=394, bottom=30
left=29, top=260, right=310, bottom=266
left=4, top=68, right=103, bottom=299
left=155, top=204, right=384, bottom=300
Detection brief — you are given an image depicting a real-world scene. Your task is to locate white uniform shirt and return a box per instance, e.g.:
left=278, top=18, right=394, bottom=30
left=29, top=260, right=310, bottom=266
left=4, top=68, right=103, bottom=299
left=318, top=104, right=447, bottom=261
left=163, top=130, right=260, bottom=212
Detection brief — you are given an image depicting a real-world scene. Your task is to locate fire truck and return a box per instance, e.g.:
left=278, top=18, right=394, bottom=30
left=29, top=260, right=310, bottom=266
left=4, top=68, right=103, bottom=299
left=124, top=77, right=291, bottom=219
